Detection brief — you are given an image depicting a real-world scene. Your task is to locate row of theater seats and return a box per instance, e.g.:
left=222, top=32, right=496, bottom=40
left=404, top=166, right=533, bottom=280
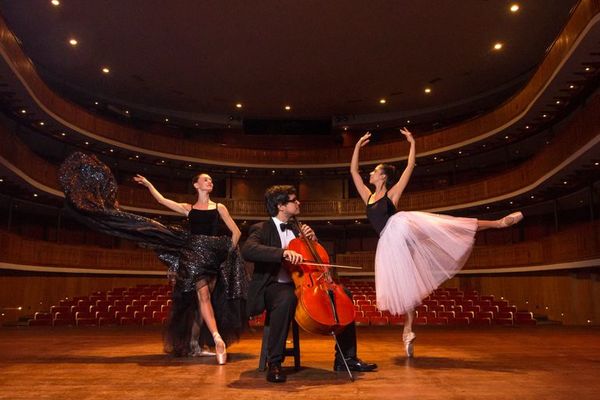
left=28, top=284, right=172, bottom=327
left=249, top=282, right=537, bottom=327
left=28, top=282, right=537, bottom=328
left=347, top=282, right=536, bottom=326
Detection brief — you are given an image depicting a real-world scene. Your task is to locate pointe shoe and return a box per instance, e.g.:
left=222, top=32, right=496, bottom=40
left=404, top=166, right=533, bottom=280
left=498, top=211, right=523, bottom=228
left=213, top=333, right=227, bottom=365
left=403, top=332, right=416, bottom=358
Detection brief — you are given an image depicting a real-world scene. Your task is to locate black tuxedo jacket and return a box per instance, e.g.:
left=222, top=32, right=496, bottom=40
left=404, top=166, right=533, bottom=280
left=241, top=219, right=299, bottom=317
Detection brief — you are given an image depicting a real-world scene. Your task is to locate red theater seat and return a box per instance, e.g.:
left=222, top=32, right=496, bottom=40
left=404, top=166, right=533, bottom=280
left=515, top=312, right=536, bottom=325
left=33, top=312, right=51, bottom=320
left=455, top=311, right=475, bottom=320
left=365, top=310, right=382, bottom=318
left=422, top=299, right=438, bottom=308
left=415, top=304, right=428, bottom=313
left=438, top=311, right=456, bottom=319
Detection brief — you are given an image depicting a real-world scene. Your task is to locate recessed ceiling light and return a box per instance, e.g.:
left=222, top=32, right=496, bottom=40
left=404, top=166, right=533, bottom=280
left=424, top=88, right=431, bottom=94
left=563, top=181, right=568, bottom=184
left=135, top=155, right=139, bottom=159
left=530, top=195, right=535, bottom=199
left=379, top=98, right=386, bottom=104
left=60, top=132, right=66, bottom=136
left=84, top=141, right=89, bottom=145
left=33, top=193, right=38, bottom=197
left=39, top=121, right=45, bottom=126
left=542, top=114, right=548, bottom=118
left=406, top=120, right=411, bottom=124
left=94, top=101, right=99, bottom=105
left=109, top=149, right=114, bottom=152
left=555, top=100, right=560, bottom=104
left=51, top=0, right=60, bottom=6
left=505, top=135, right=509, bottom=139
left=0, top=179, right=3, bottom=183
left=164, top=118, right=169, bottom=122
left=525, top=125, right=530, bottom=129
left=101, top=67, right=110, bottom=74
left=235, top=103, right=243, bottom=109
left=125, top=110, right=129, bottom=114
left=569, top=84, right=575, bottom=89
left=343, top=126, right=348, bottom=131
left=595, top=162, right=599, bottom=166
left=493, top=42, right=503, bottom=51
left=284, top=105, right=291, bottom=111
left=509, top=4, right=520, bottom=13
left=584, top=67, right=591, bottom=72
left=69, top=38, right=78, bottom=46
left=20, top=109, right=26, bottom=114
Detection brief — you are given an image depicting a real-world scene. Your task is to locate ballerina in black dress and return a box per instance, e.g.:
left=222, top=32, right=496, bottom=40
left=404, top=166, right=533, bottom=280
left=133, top=173, right=241, bottom=364
left=59, top=152, right=247, bottom=364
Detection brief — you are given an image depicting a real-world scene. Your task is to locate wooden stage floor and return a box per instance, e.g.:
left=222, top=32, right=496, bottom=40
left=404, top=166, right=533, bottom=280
left=0, top=325, right=598, bottom=399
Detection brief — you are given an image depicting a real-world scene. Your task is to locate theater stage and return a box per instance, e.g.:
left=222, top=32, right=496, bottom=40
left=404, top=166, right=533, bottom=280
left=0, top=326, right=598, bottom=399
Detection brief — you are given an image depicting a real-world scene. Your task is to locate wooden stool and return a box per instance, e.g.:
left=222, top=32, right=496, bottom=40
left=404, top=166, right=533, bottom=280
left=258, top=317, right=301, bottom=371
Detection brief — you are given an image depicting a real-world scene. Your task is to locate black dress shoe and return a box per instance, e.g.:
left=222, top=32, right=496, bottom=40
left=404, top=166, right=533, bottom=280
left=266, top=362, right=286, bottom=383
left=333, top=357, right=378, bottom=372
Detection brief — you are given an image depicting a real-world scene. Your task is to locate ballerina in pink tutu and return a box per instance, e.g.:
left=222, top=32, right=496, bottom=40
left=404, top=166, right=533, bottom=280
left=350, top=129, right=523, bottom=358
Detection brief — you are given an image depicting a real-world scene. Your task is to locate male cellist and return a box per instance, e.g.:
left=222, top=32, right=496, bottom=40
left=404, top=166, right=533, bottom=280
left=242, top=185, right=377, bottom=383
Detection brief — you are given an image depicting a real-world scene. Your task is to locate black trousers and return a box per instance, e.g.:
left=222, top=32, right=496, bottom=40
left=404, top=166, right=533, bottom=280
left=264, top=282, right=357, bottom=364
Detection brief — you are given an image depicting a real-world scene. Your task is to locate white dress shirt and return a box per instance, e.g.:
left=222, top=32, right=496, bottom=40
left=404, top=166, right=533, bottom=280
left=272, top=216, right=296, bottom=283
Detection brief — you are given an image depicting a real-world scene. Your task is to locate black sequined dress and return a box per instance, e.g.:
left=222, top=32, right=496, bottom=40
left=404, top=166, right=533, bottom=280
left=58, top=152, right=247, bottom=355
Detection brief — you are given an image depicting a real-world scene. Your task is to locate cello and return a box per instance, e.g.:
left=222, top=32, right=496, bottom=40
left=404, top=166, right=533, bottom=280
left=284, top=217, right=357, bottom=379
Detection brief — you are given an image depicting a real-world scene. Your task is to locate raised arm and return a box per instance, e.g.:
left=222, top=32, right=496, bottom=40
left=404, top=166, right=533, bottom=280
left=216, top=203, right=241, bottom=247
left=133, top=174, right=190, bottom=216
left=387, top=128, right=416, bottom=206
left=350, top=132, right=374, bottom=205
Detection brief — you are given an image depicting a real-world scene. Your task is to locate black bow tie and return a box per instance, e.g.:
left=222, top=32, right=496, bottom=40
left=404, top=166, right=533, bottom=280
left=280, top=222, right=293, bottom=232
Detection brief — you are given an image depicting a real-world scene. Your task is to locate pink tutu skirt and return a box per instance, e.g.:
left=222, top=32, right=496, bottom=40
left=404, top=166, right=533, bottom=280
left=375, top=211, right=477, bottom=315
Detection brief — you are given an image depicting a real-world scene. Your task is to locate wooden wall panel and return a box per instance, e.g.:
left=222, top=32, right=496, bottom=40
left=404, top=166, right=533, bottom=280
left=0, top=231, right=165, bottom=271
left=451, top=271, right=600, bottom=325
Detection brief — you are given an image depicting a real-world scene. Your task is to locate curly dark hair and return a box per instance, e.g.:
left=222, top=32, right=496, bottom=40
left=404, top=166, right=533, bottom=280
left=264, top=185, right=297, bottom=217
